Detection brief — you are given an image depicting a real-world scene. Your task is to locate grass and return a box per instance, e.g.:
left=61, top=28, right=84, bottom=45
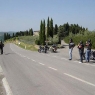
left=16, top=41, right=38, bottom=51
left=5, top=35, right=62, bottom=50
left=18, top=35, right=39, bottom=45
left=5, top=36, right=39, bottom=51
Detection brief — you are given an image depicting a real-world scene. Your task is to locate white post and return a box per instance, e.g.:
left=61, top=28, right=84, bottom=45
left=25, top=46, right=26, bottom=49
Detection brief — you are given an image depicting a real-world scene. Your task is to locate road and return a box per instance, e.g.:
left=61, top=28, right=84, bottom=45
left=0, top=43, right=95, bottom=95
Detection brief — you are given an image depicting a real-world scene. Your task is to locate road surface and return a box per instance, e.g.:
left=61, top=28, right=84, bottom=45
left=0, top=43, right=95, bottom=95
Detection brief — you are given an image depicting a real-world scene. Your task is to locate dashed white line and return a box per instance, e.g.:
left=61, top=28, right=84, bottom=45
left=64, top=73, right=95, bottom=87
left=10, top=44, right=95, bottom=67
left=48, top=67, right=57, bottom=71
left=32, top=59, right=36, bottom=62
left=38, top=62, right=45, bottom=65
left=27, top=57, right=30, bottom=59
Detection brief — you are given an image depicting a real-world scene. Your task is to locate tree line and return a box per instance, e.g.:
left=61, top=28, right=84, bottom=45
left=4, top=28, right=33, bottom=41
left=4, top=17, right=88, bottom=45
left=37, top=17, right=87, bottom=45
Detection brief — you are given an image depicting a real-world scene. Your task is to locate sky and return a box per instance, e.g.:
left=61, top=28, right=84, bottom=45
left=0, top=0, right=95, bottom=32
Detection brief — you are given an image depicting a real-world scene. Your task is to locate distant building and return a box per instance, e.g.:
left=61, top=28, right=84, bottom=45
left=33, top=27, right=48, bottom=36
left=33, top=31, right=39, bottom=36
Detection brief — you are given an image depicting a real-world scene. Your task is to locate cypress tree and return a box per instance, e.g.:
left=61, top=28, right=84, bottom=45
left=50, top=18, right=53, bottom=38
left=42, top=19, right=46, bottom=45
left=47, top=17, right=49, bottom=39
left=39, top=20, right=43, bottom=44
left=54, top=24, right=58, bottom=35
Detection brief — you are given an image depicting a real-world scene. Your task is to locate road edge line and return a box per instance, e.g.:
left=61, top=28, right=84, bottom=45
left=2, top=77, right=13, bottom=95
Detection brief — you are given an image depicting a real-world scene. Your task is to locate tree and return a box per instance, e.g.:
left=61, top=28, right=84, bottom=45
left=46, top=17, right=49, bottom=39
left=39, top=20, right=43, bottom=44
left=16, top=32, right=20, bottom=37
left=24, top=30, right=28, bottom=36
left=4, top=33, right=7, bottom=41
left=29, top=28, right=33, bottom=36
left=42, top=19, right=46, bottom=45
left=8, top=34, right=11, bottom=39
left=50, top=18, right=53, bottom=38
left=54, top=24, right=58, bottom=35
left=12, top=33, right=15, bottom=37
left=6, top=33, right=9, bottom=39
left=58, top=25, right=66, bottom=39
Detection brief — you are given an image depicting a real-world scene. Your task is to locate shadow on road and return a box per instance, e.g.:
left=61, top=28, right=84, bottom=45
left=4, top=53, right=15, bottom=55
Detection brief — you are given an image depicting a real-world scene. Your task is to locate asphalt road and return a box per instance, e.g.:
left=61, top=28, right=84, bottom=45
left=0, top=43, right=95, bottom=95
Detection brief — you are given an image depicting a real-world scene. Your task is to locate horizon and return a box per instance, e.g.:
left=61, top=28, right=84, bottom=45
left=0, top=0, right=95, bottom=32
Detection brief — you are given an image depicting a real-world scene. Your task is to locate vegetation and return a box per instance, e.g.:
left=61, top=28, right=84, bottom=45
left=4, top=28, right=33, bottom=41
left=64, top=30, right=95, bottom=49
left=3, top=16, right=95, bottom=50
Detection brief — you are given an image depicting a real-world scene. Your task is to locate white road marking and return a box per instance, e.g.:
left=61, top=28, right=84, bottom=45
left=10, top=44, right=95, bottom=67
left=48, top=67, right=57, bottom=71
left=64, top=73, right=95, bottom=87
left=38, top=62, right=45, bottom=65
left=2, top=78, right=13, bottom=95
left=32, top=59, right=36, bottom=62
left=27, top=57, right=30, bottom=59
left=74, top=61, right=95, bottom=66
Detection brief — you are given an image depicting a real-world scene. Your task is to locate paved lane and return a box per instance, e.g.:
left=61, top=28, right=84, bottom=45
left=0, top=43, right=95, bottom=95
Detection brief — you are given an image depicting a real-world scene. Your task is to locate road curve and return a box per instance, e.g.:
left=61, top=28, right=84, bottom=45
left=0, top=43, right=95, bottom=95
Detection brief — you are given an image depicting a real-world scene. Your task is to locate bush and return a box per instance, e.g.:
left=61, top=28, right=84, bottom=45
left=35, top=40, right=40, bottom=45
left=64, top=31, right=95, bottom=49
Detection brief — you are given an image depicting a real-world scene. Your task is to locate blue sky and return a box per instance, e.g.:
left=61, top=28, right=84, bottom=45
left=0, top=0, right=95, bottom=32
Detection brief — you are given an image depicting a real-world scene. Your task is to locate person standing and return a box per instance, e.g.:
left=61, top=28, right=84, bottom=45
left=0, top=40, right=4, bottom=54
left=69, top=38, right=75, bottom=60
left=77, top=41, right=84, bottom=63
left=85, top=39, right=92, bottom=62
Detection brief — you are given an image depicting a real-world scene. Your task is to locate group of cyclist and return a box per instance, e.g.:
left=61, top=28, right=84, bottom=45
left=69, top=38, right=92, bottom=63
